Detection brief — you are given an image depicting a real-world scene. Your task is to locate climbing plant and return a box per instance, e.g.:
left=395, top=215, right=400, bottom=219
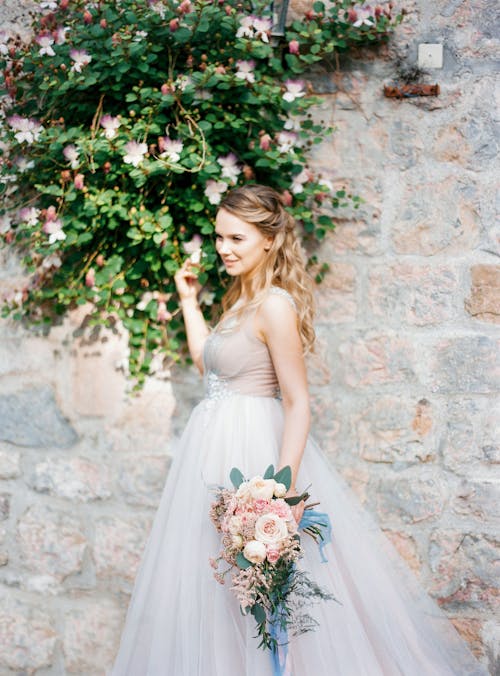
left=0, top=0, right=402, bottom=384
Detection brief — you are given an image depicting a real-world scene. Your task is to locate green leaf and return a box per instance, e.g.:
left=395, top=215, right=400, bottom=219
left=236, top=552, right=252, bottom=569
left=273, top=465, right=292, bottom=490
left=229, top=467, right=245, bottom=489
left=263, top=464, right=275, bottom=480
left=251, top=603, right=266, bottom=624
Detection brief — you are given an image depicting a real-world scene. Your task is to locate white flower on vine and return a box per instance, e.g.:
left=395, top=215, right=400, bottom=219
left=318, top=178, right=334, bottom=192
left=283, top=80, right=306, bottom=103
left=236, top=15, right=271, bottom=43
left=291, top=168, right=312, bottom=195
left=252, top=17, right=272, bottom=43
left=70, top=49, right=92, bottom=73
left=54, top=27, right=70, bottom=45
left=199, top=290, right=215, bottom=306
left=353, top=8, right=375, bottom=27
left=235, top=60, right=255, bottom=84
left=18, top=207, right=40, bottom=226
left=183, top=234, right=203, bottom=255
left=100, top=115, right=121, bottom=139
left=236, top=16, right=254, bottom=39
left=123, top=141, right=148, bottom=167
left=36, top=34, right=55, bottom=57
left=217, top=153, right=241, bottom=184
left=8, top=115, right=44, bottom=144
left=15, top=156, right=35, bottom=172
left=204, top=180, right=228, bottom=205
left=277, top=131, right=298, bottom=154
left=43, top=218, right=66, bottom=244
left=42, top=253, right=62, bottom=269
left=159, top=136, right=184, bottom=163
left=63, top=144, right=80, bottom=168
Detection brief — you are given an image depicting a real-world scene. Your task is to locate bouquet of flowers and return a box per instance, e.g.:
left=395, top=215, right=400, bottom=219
left=209, top=464, right=336, bottom=672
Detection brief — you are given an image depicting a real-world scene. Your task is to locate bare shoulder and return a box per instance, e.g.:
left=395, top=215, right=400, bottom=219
left=255, top=288, right=299, bottom=340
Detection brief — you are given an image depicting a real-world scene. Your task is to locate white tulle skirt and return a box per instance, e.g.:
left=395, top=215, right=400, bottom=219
left=109, top=394, right=487, bottom=676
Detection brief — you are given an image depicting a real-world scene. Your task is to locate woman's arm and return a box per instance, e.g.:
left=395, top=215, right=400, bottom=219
left=255, top=294, right=310, bottom=521
left=174, top=259, right=210, bottom=374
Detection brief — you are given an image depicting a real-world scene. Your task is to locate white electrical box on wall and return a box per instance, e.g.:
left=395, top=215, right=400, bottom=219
left=418, top=43, right=443, bottom=68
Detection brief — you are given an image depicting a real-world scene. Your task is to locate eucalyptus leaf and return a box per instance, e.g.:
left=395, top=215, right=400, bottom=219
left=230, top=467, right=245, bottom=489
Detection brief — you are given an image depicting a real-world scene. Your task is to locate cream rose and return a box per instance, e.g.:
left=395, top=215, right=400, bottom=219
left=254, top=513, right=288, bottom=545
left=243, top=539, right=267, bottom=564
left=273, top=482, right=287, bottom=498
left=232, top=534, right=244, bottom=549
left=248, top=476, right=276, bottom=501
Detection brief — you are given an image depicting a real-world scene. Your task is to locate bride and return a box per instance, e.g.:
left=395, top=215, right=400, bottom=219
left=110, top=184, right=486, bottom=675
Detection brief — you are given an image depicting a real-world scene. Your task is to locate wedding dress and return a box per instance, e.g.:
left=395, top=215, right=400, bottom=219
left=109, top=287, right=487, bottom=676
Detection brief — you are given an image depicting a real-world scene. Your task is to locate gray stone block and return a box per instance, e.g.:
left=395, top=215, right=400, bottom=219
left=0, top=386, right=78, bottom=448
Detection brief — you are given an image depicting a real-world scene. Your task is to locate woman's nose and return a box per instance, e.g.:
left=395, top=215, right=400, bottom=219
left=218, top=240, right=231, bottom=255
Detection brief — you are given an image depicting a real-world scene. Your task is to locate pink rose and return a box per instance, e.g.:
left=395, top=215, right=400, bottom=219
left=288, top=40, right=299, bottom=55
left=270, top=499, right=292, bottom=519
left=253, top=499, right=270, bottom=514
left=266, top=546, right=281, bottom=564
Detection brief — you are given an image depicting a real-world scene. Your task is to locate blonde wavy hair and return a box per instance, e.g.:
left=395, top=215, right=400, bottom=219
left=218, top=184, right=316, bottom=354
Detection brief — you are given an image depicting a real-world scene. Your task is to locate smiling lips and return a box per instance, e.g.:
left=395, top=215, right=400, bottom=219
left=223, top=259, right=238, bottom=265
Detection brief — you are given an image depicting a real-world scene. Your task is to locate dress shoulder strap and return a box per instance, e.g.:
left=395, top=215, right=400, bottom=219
left=267, top=286, right=297, bottom=312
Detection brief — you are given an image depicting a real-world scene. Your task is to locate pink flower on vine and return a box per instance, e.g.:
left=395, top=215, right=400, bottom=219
left=158, top=136, right=183, bottom=163
left=352, top=7, right=375, bottom=27
left=235, top=60, right=255, bottom=84
left=276, top=131, right=298, bottom=154
left=288, top=40, right=299, bottom=55
left=217, top=153, right=241, bottom=184
left=8, top=115, right=43, bottom=144
left=283, top=80, right=306, bottom=103
left=63, top=144, right=80, bottom=168
left=100, top=115, right=120, bottom=139
left=183, top=235, right=203, bottom=255
left=36, top=34, right=55, bottom=56
left=70, top=49, right=92, bottom=73
left=123, top=141, right=148, bottom=167
left=204, top=180, right=228, bottom=205
left=18, top=207, right=40, bottom=226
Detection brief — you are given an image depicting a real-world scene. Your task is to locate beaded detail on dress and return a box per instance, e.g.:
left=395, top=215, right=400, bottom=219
left=205, top=371, right=234, bottom=401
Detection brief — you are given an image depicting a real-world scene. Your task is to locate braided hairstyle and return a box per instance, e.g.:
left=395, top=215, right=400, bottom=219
left=218, top=184, right=316, bottom=353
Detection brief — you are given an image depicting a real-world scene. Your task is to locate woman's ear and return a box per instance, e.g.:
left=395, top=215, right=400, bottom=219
left=264, top=235, right=273, bottom=252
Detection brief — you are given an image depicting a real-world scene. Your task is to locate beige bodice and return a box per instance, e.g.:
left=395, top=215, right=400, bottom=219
left=202, top=287, right=296, bottom=400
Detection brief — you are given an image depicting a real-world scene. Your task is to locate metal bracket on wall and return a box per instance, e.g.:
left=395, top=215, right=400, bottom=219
left=383, top=84, right=440, bottom=98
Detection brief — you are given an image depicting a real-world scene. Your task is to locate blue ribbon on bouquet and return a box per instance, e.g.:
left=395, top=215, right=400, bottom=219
left=298, top=509, right=333, bottom=563
left=268, top=509, right=332, bottom=676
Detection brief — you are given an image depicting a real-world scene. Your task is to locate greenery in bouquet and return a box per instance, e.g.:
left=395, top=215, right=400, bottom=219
left=209, top=464, right=337, bottom=654
left=0, top=0, right=402, bottom=385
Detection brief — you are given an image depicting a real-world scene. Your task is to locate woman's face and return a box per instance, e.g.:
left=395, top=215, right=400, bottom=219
left=214, top=208, right=272, bottom=280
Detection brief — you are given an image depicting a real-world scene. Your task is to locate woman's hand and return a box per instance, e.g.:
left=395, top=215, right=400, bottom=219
left=174, top=257, right=202, bottom=302
left=287, top=486, right=306, bottom=526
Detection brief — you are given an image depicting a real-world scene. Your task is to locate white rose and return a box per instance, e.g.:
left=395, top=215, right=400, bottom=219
left=236, top=481, right=251, bottom=501
left=243, top=540, right=267, bottom=564
left=232, top=534, right=244, bottom=549
left=228, top=516, right=243, bottom=535
left=254, top=514, right=288, bottom=545
left=274, top=482, right=287, bottom=498
left=248, top=476, right=276, bottom=501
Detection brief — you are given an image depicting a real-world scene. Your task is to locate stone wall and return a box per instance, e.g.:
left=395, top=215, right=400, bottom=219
left=0, top=0, right=499, bottom=674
